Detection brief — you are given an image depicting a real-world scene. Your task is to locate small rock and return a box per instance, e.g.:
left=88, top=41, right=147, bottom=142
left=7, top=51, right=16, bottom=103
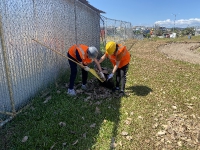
left=177, top=141, right=182, bottom=146
left=22, top=136, right=28, bottom=142
left=157, top=131, right=166, bottom=136
left=172, top=106, right=177, bottom=109
left=121, top=131, right=128, bottom=136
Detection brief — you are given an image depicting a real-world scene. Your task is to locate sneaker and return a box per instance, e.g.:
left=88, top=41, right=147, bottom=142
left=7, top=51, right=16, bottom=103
left=119, top=91, right=128, bottom=97
left=81, top=84, right=88, bottom=90
left=67, top=89, right=76, bottom=96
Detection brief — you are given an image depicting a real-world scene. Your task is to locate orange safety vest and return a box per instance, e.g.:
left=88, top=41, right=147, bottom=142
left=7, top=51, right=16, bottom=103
left=68, top=44, right=92, bottom=65
left=106, top=44, right=130, bottom=68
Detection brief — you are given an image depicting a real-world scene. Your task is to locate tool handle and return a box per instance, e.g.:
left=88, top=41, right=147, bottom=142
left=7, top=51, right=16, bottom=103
left=32, top=39, right=85, bottom=68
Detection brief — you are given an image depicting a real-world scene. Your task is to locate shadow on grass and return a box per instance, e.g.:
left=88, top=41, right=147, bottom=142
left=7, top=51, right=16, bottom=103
left=56, top=84, right=122, bottom=149
left=0, top=66, right=123, bottom=149
left=0, top=81, right=123, bottom=150
left=127, top=85, right=153, bottom=96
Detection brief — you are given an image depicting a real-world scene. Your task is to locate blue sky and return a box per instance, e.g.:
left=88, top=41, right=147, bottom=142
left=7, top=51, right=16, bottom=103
left=88, top=0, right=200, bottom=28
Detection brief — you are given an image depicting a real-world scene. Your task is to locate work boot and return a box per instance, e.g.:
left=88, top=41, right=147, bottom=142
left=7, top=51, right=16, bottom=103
left=67, top=89, right=76, bottom=96
left=119, top=91, right=129, bottom=97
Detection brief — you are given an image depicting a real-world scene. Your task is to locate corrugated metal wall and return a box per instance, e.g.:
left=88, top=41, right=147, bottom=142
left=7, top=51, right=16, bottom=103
left=0, top=0, right=101, bottom=121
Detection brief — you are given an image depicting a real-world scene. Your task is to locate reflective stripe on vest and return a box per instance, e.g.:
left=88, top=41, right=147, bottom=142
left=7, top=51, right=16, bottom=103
left=77, top=45, right=86, bottom=59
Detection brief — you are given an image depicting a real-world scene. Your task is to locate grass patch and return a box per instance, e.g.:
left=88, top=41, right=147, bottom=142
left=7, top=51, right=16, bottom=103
left=1, top=37, right=200, bottom=150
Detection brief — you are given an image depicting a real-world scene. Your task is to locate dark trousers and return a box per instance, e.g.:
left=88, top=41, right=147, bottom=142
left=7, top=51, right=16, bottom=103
left=67, top=53, right=88, bottom=89
left=115, top=64, right=129, bottom=91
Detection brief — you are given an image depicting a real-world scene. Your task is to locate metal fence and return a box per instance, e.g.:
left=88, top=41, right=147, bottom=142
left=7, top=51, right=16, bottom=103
left=100, top=16, right=133, bottom=48
left=0, top=0, right=101, bottom=124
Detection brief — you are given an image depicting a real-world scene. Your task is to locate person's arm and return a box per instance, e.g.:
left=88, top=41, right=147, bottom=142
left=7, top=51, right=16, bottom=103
left=111, top=49, right=124, bottom=73
left=112, top=61, right=120, bottom=74
left=94, top=59, right=102, bottom=72
left=94, top=58, right=105, bottom=79
left=107, top=61, right=120, bottom=80
left=98, top=54, right=106, bottom=64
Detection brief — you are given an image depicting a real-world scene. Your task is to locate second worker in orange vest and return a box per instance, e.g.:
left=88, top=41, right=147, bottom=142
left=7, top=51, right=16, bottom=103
left=98, top=41, right=130, bottom=96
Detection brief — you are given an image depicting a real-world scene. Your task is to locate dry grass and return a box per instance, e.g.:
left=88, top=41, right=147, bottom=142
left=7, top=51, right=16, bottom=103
left=0, top=36, right=200, bottom=150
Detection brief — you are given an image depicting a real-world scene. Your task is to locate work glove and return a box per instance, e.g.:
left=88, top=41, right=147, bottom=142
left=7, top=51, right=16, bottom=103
left=84, top=66, right=90, bottom=71
left=107, top=73, right=114, bottom=81
left=99, top=71, right=105, bottom=79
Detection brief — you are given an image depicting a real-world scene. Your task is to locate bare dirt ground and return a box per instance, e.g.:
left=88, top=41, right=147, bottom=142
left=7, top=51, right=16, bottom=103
left=158, top=42, right=200, bottom=64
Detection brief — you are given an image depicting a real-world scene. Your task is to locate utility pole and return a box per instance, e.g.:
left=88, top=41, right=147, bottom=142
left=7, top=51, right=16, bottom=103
left=172, top=13, right=179, bottom=33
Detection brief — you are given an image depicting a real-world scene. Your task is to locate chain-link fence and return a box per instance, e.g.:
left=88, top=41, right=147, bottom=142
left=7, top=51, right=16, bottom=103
left=100, top=16, right=133, bottom=49
left=0, top=0, right=134, bottom=125
left=0, top=0, right=102, bottom=124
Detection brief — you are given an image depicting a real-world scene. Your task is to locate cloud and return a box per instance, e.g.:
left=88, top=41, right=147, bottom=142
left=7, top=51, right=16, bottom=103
left=155, top=18, right=200, bottom=27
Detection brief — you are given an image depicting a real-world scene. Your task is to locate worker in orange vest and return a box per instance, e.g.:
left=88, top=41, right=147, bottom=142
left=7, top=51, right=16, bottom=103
left=67, top=44, right=105, bottom=96
left=98, top=41, right=131, bottom=95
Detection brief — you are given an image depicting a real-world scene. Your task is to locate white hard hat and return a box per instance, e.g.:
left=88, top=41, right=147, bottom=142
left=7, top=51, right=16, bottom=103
left=88, top=46, right=98, bottom=59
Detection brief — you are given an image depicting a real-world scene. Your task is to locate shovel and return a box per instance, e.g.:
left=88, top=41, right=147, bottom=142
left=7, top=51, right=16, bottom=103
left=32, top=39, right=105, bottom=82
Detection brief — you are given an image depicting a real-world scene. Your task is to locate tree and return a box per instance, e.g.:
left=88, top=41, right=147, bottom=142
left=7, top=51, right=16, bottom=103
left=181, top=27, right=195, bottom=36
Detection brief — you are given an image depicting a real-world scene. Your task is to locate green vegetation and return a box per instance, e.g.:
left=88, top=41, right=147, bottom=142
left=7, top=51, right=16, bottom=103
left=0, top=36, right=200, bottom=150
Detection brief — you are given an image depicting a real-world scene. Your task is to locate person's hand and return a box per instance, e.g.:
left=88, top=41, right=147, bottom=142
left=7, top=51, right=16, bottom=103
left=99, top=71, right=105, bottom=79
left=107, top=73, right=114, bottom=80
left=84, top=66, right=90, bottom=71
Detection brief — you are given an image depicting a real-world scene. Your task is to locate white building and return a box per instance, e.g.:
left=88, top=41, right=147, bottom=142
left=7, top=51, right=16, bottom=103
left=195, top=27, right=200, bottom=36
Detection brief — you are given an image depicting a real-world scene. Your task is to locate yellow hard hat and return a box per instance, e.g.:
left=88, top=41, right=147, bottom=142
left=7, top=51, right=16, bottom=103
left=106, top=41, right=116, bottom=55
